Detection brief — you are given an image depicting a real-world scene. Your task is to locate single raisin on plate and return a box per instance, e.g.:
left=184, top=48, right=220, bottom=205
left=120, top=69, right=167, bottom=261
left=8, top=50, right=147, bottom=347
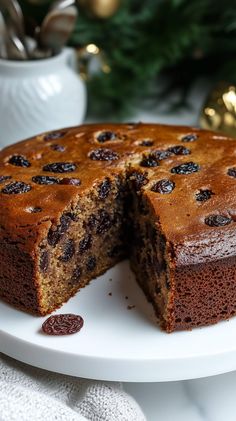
left=86, top=256, right=96, bottom=272
left=43, top=162, right=77, bottom=173
left=171, top=162, right=200, bottom=175
left=8, top=155, right=31, bottom=167
left=59, top=178, right=81, bottom=185
left=40, top=250, right=49, bottom=273
left=89, top=148, right=119, bottom=161
left=140, top=154, right=159, bottom=168
left=50, top=144, right=66, bottom=152
left=98, top=178, right=111, bottom=199
left=0, top=175, right=11, bottom=184
left=42, top=314, right=84, bottom=335
left=205, top=214, right=232, bottom=227
left=130, top=170, right=148, bottom=191
left=44, top=131, right=66, bottom=141
left=2, top=181, right=31, bottom=195
left=181, top=133, right=198, bottom=142
left=151, top=179, right=175, bottom=194
left=71, top=266, right=82, bottom=284
left=227, top=168, right=236, bottom=178
left=139, top=140, right=154, bottom=146
left=32, top=175, right=60, bottom=185
left=152, top=150, right=171, bottom=160
left=97, top=131, right=116, bottom=143
left=47, top=213, right=73, bottom=246
left=196, top=189, right=214, bottom=202
left=168, top=146, right=190, bottom=155
left=59, top=239, right=75, bottom=262
left=79, top=233, right=92, bottom=254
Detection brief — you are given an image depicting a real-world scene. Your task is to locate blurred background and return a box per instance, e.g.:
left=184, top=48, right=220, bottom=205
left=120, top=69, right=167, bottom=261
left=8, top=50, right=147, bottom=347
left=1, top=0, right=236, bottom=144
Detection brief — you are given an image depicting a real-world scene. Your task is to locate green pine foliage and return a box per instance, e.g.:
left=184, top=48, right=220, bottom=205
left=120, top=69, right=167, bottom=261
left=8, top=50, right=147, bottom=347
left=20, top=0, right=236, bottom=118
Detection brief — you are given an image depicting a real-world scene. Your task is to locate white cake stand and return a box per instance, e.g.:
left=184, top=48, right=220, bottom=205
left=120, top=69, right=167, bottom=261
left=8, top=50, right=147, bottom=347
left=1, top=260, right=236, bottom=382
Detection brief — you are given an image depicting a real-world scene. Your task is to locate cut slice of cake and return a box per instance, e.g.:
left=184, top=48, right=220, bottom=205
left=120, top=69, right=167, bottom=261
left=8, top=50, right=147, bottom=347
left=1, top=123, right=236, bottom=332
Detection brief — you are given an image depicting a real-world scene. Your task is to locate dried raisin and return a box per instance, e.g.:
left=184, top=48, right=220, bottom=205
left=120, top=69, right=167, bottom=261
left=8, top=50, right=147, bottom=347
left=71, top=266, right=82, bottom=283
left=171, top=162, right=200, bottom=175
left=47, top=213, right=73, bottom=246
left=151, top=179, right=175, bottom=194
left=29, top=207, right=42, bottom=213
left=79, top=234, right=92, bottom=254
left=2, top=181, right=31, bottom=195
left=152, top=150, right=171, bottom=160
left=40, top=250, right=49, bottom=273
left=168, top=146, right=190, bottom=155
left=87, top=214, right=97, bottom=229
left=140, top=154, right=159, bottom=167
left=129, top=171, right=148, bottom=190
left=8, top=155, right=31, bottom=167
left=227, top=168, right=236, bottom=178
left=89, top=148, right=119, bottom=161
left=43, top=162, right=77, bottom=173
left=196, top=189, right=214, bottom=202
left=42, top=314, right=84, bottom=335
left=44, top=131, right=66, bottom=141
left=0, top=175, right=11, bottom=184
left=50, top=144, right=66, bottom=152
left=59, top=178, right=81, bottom=185
left=95, top=210, right=113, bottom=234
left=97, top=131, right=116, bottom=143
left=32, top=175, right=60, bottom=185
left=59, top=239, right=75, bottom=262
left=98, top=178, right=111, bottom=199
left=205, top=214, right=232, bottom=227
left=181, top=133, right=198, bottom=142
left=139, top=140, right=154, bottom=146
left=86, top=256, right=96, bottom=272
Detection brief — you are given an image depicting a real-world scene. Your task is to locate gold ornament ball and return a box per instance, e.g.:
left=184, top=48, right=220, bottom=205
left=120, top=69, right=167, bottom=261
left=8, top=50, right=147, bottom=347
left=78, top=0, right=120, bottom=18
left=200, top=82, right=236, bottom=138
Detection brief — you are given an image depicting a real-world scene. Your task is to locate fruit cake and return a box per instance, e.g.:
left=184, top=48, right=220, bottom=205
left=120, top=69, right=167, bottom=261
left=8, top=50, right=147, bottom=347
left=1, top=123, right=236, bottom=332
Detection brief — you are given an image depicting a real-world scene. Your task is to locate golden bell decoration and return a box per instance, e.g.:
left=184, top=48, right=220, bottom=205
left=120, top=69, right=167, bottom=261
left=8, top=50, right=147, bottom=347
left=78, top=0, right=120, bottom=18
left=200, top=82, right=236, bottom=138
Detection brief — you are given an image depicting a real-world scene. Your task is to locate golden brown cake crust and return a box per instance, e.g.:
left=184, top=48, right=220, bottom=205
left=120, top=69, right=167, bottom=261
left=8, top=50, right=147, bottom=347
left=1, top=123, right=236, bottom=261
left=1, top=122, right=236, bottom=331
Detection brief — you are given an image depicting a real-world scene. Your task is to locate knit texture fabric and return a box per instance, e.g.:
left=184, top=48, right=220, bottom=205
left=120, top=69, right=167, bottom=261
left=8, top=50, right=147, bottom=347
left=0, top=353, right=146, bottom=421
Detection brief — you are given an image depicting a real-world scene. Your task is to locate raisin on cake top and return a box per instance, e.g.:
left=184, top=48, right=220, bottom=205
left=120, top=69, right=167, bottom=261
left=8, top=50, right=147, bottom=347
left=0, top=123, right=236, bottom=265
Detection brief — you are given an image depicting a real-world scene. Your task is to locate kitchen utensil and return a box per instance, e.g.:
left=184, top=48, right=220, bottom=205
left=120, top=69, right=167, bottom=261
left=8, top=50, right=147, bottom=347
left=0, top=10, right=7, bottom=58
left=39, top=5, right=78, bottom=55
left=5, top=21, right=28, bottom=60
left=0, top=0, right=28, bottom=57
left=50, top=0, right=76, bottom=10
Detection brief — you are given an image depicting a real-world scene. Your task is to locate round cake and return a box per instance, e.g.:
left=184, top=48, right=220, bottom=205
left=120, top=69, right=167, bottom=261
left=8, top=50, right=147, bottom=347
left=0, top=123, right=236, bottom=332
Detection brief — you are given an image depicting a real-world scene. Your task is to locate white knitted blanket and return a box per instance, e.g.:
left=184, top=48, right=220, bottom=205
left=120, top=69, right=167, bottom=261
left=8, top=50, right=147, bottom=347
left=0, top=353, right=146, bottom=421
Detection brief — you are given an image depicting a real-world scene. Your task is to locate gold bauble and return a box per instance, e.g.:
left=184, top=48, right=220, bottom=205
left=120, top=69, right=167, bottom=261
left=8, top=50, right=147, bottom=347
left=78, top=0, right=120, bottom=18
left=200, top=82, right=236, bottom=138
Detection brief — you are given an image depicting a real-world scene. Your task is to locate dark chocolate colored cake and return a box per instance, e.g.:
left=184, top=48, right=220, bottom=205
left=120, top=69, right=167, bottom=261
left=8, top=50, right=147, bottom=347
left=0, top=123, right=236, bottom=332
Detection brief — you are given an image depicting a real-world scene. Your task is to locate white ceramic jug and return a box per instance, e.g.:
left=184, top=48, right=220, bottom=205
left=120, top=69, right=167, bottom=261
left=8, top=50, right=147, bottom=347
left=0, top=48, right=86, bottom=148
